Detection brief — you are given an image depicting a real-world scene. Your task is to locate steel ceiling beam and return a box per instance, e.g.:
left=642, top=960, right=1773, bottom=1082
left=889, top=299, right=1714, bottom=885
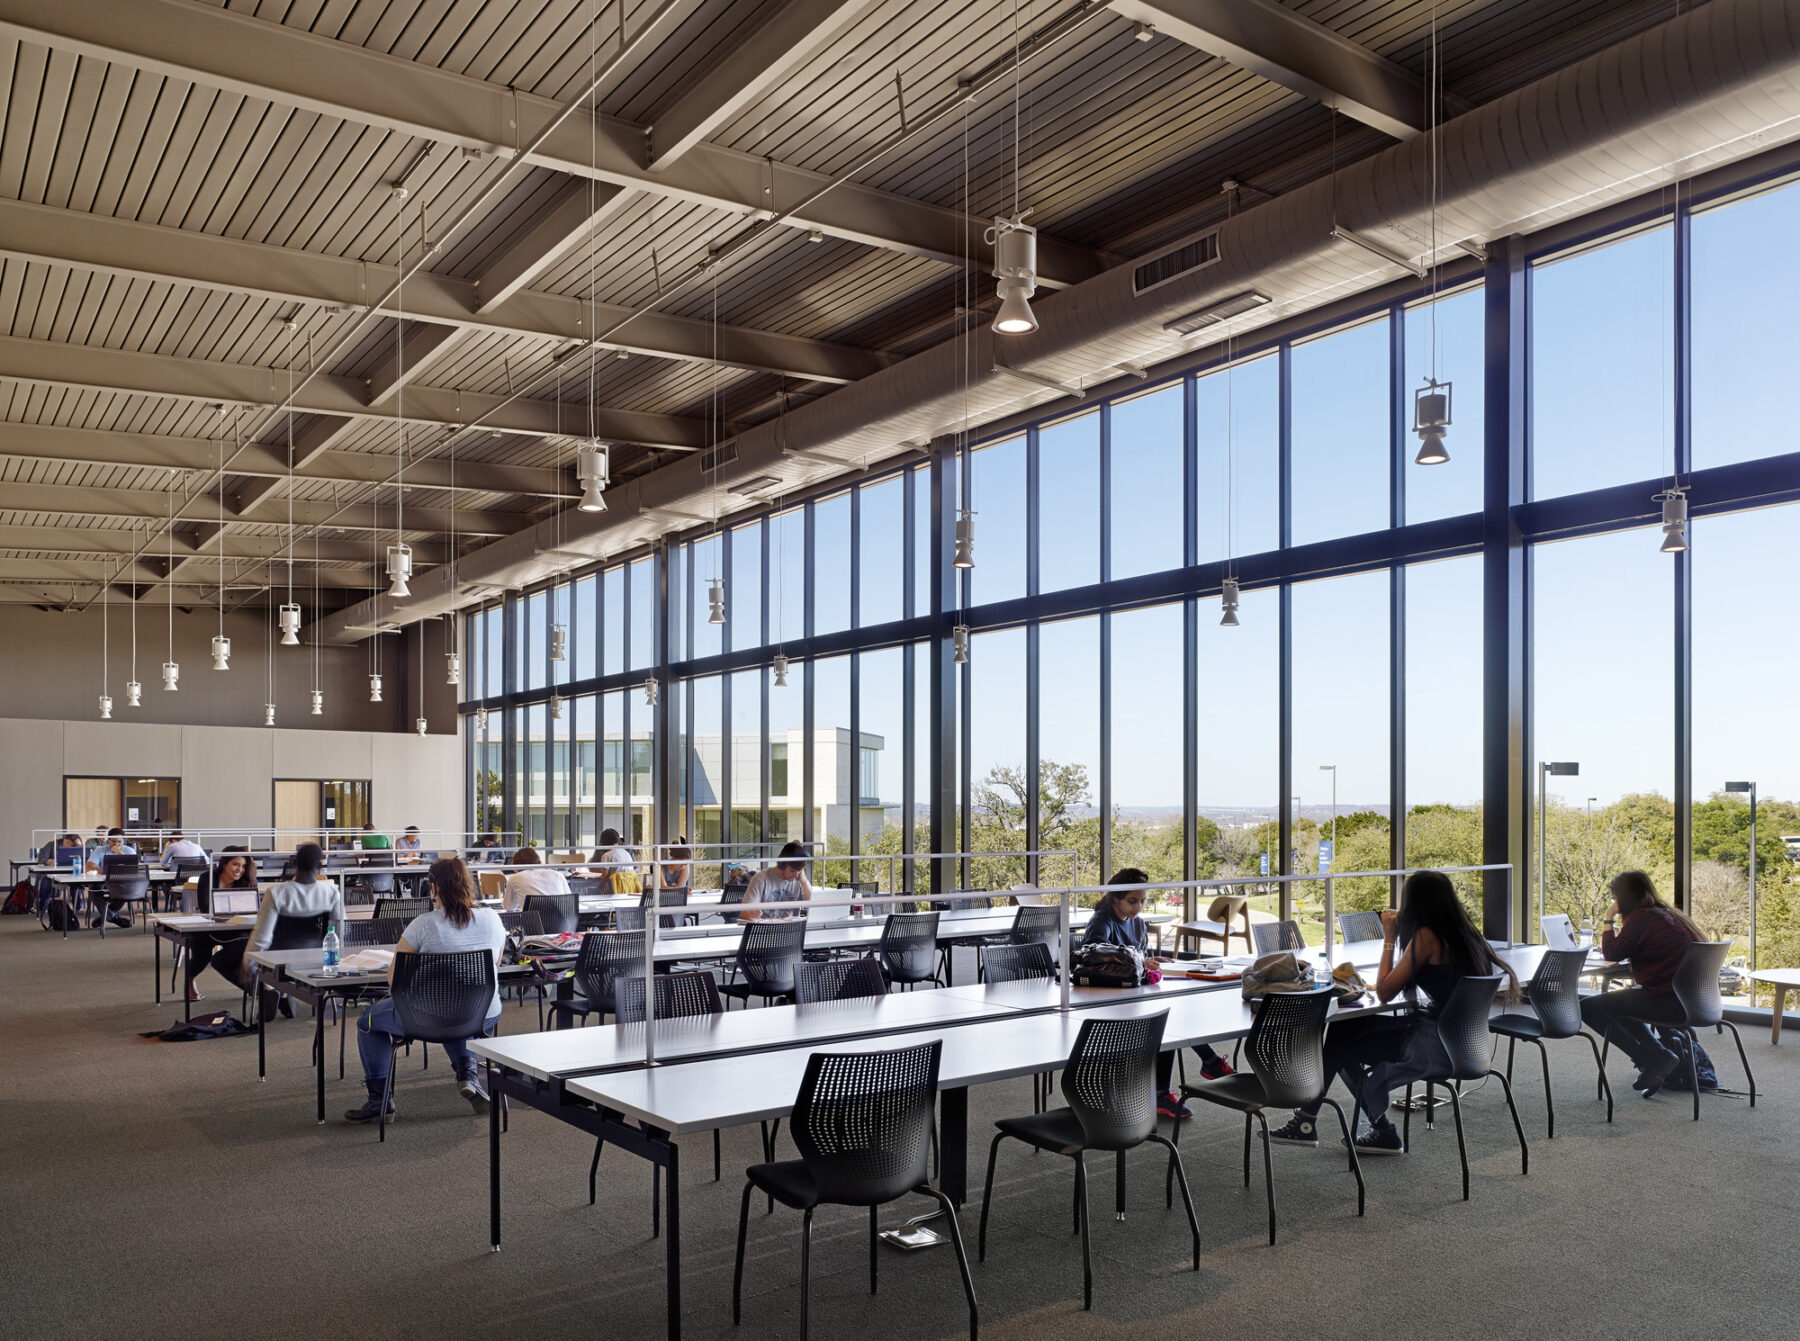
left=0, top=554, right=393, bottom=589
left=1106, top=0, right=1440, bottom=139
left=0, top=0, right=1104, bottom=287
left=0, top=198, right=889, bottom=385
left=471, top=180, right=635, bottom=314
left=0, top=524, right=449, bottom=567
left=0, top=334, right=711, bottom=449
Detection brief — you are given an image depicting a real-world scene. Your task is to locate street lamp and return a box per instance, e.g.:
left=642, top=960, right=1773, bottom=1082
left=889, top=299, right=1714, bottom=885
left=1726, top=781, right=1757, bottom=970
left=1319, top=765, right=1337, bottom=948
left=1537, top=761, right=1579, bottom=941
left=1586, top=797, right=1596, bottom=820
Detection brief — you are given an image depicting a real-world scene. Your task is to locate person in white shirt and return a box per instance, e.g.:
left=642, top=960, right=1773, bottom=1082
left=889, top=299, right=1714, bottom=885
left=160, top=832, right=208, bottom=869
left=345, top=856, right=506, bottom=1122
left=740, top=842, right=812, bottom=921
left=207, top=844, right=344, bottom=1019
left=501, top=847, right=572, bottom=913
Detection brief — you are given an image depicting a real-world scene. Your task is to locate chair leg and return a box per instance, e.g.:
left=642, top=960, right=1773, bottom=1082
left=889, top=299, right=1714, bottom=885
left=1446, top=1085, right=1470, bottom=1201
left=1147, top=1135, right=1200, bottom=1269
left=1489, top=1070, right=1530, bottom=1176
left=589, top=1136, right=605, bottom=1205
left=1598, top=1031, right=1611, bottom=1098
left=1318, top=1098, right=1365, bottom=1217
left=1242, top=1112, right=1252, bottom=1187
left=1074, top=1153, right=1093, bottom=1310
left=869, top=1205, right=879, bottom=1295
left=799, top=1207, right=813, bottom=1341
left=1581, top=1031, right=1614, bottom=1122
left=1402, top=1082, right=1412, bottom=1149
left=1686, top=1027, right=1701, bottom=1121
left=732, top=1180, right=754, bottom=1325
left=1534, top=1038, right=1555, bottom=1139
left=921, top=1187, right=981, bottom=1341
left=978, top=1132, right=1007, bottom=1261
left=1506, top=1034, right=1516, bottom=1082
left=1253, top=1111, right=1277, bottom=1245
left=379, top=1039, right=399, bottom=1143
left=714, top=1128, right=722, bottom=1182
left=1721, top=1021, right=1756, bottom=1107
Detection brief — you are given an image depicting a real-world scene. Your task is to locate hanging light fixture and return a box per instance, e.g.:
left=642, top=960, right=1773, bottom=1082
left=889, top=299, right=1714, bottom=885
left=1656, top=486, right=1689, bottom=553
left=446, top=648, right=462, bottom=685
left=126, top=679, right=142, bottom=708
left=707, top=576, right=726, bottom=625
left=211, top=636, right=231, bottom=671
left=98, top=692, right=112, bottom=720
left=385, top=542, right=413, bottom=598
left=642, top=674, right=658, bottom=708
left=476, top=705, right=489, bottom=732
left=279, top=320, right=302, bottom=644
left=576, top=441, right=610, bottom=512
left=278, top=600, right=302, bottom=645
left=550, top=692, right=564, bottom=721
left=309, top=524, right=323, bottom=714
left=212, top=423, right=233, bottom=669
left=1413, top=380, right=1451, bottom=465
left=310, top=688, right=323, bottom=717
left=772, top=652, right=789, bottom=687
left=264, top=557, right=276, bottom=726
left=989, top=2, right=1037, bottom=335
left=953, top=509, right=976, bottom=569
left=953, top=625, right=971, bottom=665
left=126, top=530, right=142, bottom=707
left=386, top=184, right=411, bottom=600
left=98, top=562, right=112, bottom=719
left=416, top=715, right=428, bottom=736
left=1220, top=577, right=1241, bottom=628
left=265, top=703, right=276, bottom=727
left=369, top=673, right=383, bottom=702
left=550, top=614, right=567, bottom=662
left=162, top=486, right=180, bottom=691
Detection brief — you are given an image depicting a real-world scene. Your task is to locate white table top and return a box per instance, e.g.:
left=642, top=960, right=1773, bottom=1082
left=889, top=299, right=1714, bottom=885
left=44, top=867, right=178, bottom=883
left=1751, top=968, right=1800, bottom=986
left=151, top=913, right=257, bottom=932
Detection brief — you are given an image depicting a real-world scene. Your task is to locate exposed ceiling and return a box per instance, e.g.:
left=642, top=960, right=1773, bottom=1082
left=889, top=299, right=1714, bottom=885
left=0, top=0, right=1739, bottom=616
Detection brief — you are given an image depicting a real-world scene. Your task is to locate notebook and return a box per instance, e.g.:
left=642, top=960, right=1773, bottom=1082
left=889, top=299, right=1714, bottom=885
left=213, top=888, right=259, bottom=918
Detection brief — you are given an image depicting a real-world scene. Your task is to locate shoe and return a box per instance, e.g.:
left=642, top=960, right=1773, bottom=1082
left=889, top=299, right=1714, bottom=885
left=344, top=1086, right=395, bottom=1123
left=89, top=917, right=103, bottom=930
left=1268, top=1115, right=1318, bottom=1147
left=186, top=983, right=204, bottom=1003
left=1351, top=1122, right=1405, bottom=1156
left=1157, top=1090, right=1193, bottom=1120
left=110, top=915, right=132, bottom=929
left=1198, top=1053, right=1235, bottom=1080
left=1634, top=1051, right=1679, bottom=1097
left=457, top=1071, right=491, bottom=1115
left=277, top=997, right=295, bottom=1019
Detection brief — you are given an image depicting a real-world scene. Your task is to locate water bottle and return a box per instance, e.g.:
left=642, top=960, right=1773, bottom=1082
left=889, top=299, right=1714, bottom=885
left=321, top=923, right=341, bottom=977
left=1579, top=917, right=1594, bottom=949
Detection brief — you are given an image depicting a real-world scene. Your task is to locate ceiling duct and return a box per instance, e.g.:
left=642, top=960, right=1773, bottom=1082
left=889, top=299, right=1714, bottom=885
left=314, top=0, right=1800, bottom=645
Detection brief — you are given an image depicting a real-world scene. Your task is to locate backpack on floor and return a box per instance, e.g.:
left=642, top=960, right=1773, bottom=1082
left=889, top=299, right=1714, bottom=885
left=39, top=897, right=80, bottom=932
left=2, top=881, right=31, bottom=915
left=1655, top=1027, right=1720, bottom=1092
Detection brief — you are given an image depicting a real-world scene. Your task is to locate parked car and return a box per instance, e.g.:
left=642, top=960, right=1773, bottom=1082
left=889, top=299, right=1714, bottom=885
left=1718, top=955, right=1752, bottom=995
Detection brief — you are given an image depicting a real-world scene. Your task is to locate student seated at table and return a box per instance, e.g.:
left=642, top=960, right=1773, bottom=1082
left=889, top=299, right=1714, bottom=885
left=199, top=844, right=345, bottom=1018
left=1578, top=870, right=1704, bottom=1095
left=659, top=842, right=692, bottom=890
left=471, top=833, right=504, bottom=863
left=357, top=824, right=391, bottom=856
left=1268, top=869, right=1517, bottom=1155
left=396, top=826, right=423, bottom=861
left=84, top=828, right=141, bottom=929
left=345, top=856, right=505, bottom=1122
left=500, top=847, right=571, bottom=912
left=177, top=849, right=258, bottom=1002
left=740, top=842, right=812, bottom=920
left=160, top=831, right=207, bottom=868
left=1084, top=869, right=1235, bottom=1119
left=593, top=827, right=634, bottom=868
left=52, top=833, right=84, bottom=866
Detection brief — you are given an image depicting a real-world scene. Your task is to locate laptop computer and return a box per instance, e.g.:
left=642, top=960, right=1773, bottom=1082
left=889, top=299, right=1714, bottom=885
left=1540, top=913, right=1580, bottom=949
left=212, top=888, right=260, bottom=919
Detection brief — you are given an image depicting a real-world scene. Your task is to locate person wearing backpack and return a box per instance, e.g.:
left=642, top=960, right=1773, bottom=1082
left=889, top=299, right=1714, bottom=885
left=1084, top=869, right=1234, bottom=1120
left=1579, top=870, right=1705, bottom=1097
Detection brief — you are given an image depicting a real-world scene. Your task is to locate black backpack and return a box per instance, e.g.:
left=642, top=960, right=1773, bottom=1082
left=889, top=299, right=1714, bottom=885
left=40, top=897, right=80, bottom=932
left=1070, top=941, right=1147, bottom=988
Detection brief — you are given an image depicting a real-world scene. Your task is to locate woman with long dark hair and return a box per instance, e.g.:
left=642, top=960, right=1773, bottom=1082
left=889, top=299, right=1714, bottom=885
left=345, top=855, right=506, bottom=1123
left=1578, top=870, right=1703, bottom=1095
left=197, top=843, right=343, bottom=1017
left=1269, top=870, right=1515, bottom=1155
left=179, top=848, right=259, bottom=1001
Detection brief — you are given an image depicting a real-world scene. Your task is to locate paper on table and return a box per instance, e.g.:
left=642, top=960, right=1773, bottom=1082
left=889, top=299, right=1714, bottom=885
left=336, top=948, right=395, bottom=973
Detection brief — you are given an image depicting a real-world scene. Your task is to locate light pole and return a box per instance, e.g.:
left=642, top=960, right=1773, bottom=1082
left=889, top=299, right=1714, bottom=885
left=1586, top=797, right=1596, bottom=820
left=1538, top=761, right=1579, bottom=940
left=1319, top=765, right=1337, bottom=948
left=1727, top=781, right=1757, bottom=970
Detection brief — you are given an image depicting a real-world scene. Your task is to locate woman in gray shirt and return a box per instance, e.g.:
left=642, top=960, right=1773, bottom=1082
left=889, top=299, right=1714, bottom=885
left=345, top=856, right=506, bottom=1122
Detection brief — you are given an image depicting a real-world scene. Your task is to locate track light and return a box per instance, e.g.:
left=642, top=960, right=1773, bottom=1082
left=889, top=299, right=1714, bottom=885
left=773, top=652, right=789, bottom=687
left=1220, top=577, right=1241, bottom=628
left=310, top=688, right=323, bottom=716
left=278, top=601, right=302, bottom=646
left=264, top=703, right=276, bottom=726
left=211, top=635, right=231, bottom=671
left=550, top=622, right=567, bottom=662
left=445, top=651, right=461, bottom=686
left=953, top=510, right=976, bottom=569
left=161, top=661, right=180, bottom=692
left=707, top=576, right=726, bottom=625
left=1656, top=487, right=1689, bottom=553
left=953, top=625, right=970, bottom=665
left=642, top=675, right=658, bottom=708
left=98, top=694, right=112, bottom=720
left=386, top=543, right=413, bottom=598
left=416, top=716, right=428, bottom=736
left=576, top=441, right=610, bottom=512
left=369, top=673, right=383, bottom=703
left=126, top=680, right=142, bottom=708
left=988, top=215, right=1039, bottom=335
left=1413, top=380, right=1451, bottom=465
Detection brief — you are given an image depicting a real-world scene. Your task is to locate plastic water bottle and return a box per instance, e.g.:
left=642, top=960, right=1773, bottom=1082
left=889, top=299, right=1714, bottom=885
left=1579, top=918, right=1594, bottom=949
left=321, top=923, right=341, bottom=977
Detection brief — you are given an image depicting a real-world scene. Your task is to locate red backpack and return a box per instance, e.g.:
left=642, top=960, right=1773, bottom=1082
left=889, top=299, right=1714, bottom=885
left=2, top=881, right=32, bottom=915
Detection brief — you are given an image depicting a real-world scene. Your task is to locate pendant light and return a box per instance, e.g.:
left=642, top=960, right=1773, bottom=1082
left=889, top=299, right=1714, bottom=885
left=126, top=528, right=142, bottom=707
left=1219, top=184, right=1244, bottom=627
left=98, top=566, right=112, bottom=719
left=369, top=504, right=384, bottom=703
left=161, top=487, right=180, bottom=692
left=1219, top=578, right=1241, bottom=628
left=576, top=441, right=609, bottom=512
left=953, top=625, right=971, bottom=665
left=550, top=618, right=567, bottom=662
left=264, top=559, right=276, bottom=726
left=476, top=705, right=489, bottom=732
left=386, top=185, right=413, bottom=600
left=414, top=605, right=427, bottom=735
left=550, top=692, right=564, bottom=722
left=642, top=674, right=658, bottom=708
left=1413, top=383, right=1451, bottom=465
left=310, top=689, right=324, bottom=716
left=1413, top=7, right=1451, bottom=467
left=211, top=428, right=232, bottom=669
left=989, top=0, right=1037, bottom=335
left=1656, top=486, right=1689, bottom=553
left=309, top=524, right=323, bottom=714
left=772, top=652, right=789, bottom=687
left=369, top=673, right=383, bottom=702
left=278, top=320, right=302, bottom=644
left=707, top=576, right=726, bottom=624
left=953, top=509, right=976, bottom=568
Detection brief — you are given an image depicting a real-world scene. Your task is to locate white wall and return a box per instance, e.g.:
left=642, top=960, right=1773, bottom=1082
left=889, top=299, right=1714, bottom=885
left=1, top=717, right=464, bottom=856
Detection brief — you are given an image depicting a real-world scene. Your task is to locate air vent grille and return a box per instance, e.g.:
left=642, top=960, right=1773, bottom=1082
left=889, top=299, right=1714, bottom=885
left=698, top=443, right=738, bottom=473
left=1133, top=232, right=1220, bottom=293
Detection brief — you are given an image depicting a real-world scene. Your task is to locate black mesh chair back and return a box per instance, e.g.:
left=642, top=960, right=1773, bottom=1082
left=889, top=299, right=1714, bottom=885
left=794, top=957, right=888, bottom=1003
left=848, top=881, right=879, bottom=896
left=1671, top=941, right=1731, bottom=1027
left=980, top=941, right=1055, bottom=984
left=946, top=894, right=990, bottom=911
left=717, top=884, right=750, bottom=924
left=733, top=919, right=806, bottom=996
left=567, top=875, right=606, bottom=899
left=1009, top=904, right=1063, bottom=949
left=1251, top=920, right=1306, bottom=955
left=373, top=896, right=430, bottom=922
left=391, top=949, right=496, bottom=1043
left=574, top=929, right=650, bottom=1014
left=610, top=905, right=647, bottom=932
left=355, top=871, right=396, bottom=897
left=104, top=872, right=149, bottom=904
left=267, top=912, right=331, bottom=952
left=878, top=911, right=940, bottom=985
left=182, top=867, right=213, bottom=915
left=1524, top=948, right=1589, bottom=1037
left=101, top=852, right=143, bottom=876
left=1337, top=911, right=1384, bottom=943
left=1435, top=975, right=1505, bottom=1081
left=614, top=971, right=724, bottom=1023
left=523, top=892, right=577, bottom=934
left=1241, top=987, right=1335, bottom=1109
left=342, top=917, right=405, bottom=948
left=641, top=885, right=690, bottom=928
left=497, top=911, right=545, bottom=938
left=1060, top=1011, right=1167, bottom=1152
left=790, top=1039, right=943, bottom=1206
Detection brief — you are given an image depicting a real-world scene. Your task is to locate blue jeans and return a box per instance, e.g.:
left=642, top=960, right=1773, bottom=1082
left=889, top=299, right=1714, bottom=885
left=357, top=997, right=500, bottom=1082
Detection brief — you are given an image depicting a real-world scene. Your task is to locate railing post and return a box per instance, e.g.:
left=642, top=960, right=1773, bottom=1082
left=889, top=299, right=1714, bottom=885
left=644, top=852, right=659, bottom=1065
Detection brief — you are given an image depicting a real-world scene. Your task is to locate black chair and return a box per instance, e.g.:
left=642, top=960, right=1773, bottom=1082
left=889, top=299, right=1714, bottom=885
left=348, top=870, right=396, bottom=902
left=718, top=883, right=751, bottom=924
left=373, top=896, right=430, bottom=922
left=979, top=942, right=1055, bottom=984
left=95, top=872, right=151, bottom=937
left=1008, top=904, right=1063, bottom=952
left=641, top=885, right=691, bottom=929
left=793, top=957, right=888, bottom=1003
left=979, top=1012, right=1198, bottom=1309
left=1337, top=911, right=1384, bottom=943
left=340, top=918, right=404, bottom=947
left=1489, top=948, right=1612, bottom=1135
left=1251, top=920, right=1306, bottom=955
left=373, top=949, right=497, bottom=1141
left=877, top=911, right=941, bottom=989
left=243, top=912, right=331, bottom=1021
left=523, top=892, right=577, bottom=934
left=567, top=875, right=606, bottom=899
left=1399, top=975, right=1530, bottom=1200
left=610, top=905, right=647, bottom=932
left=733, top=1040, right=978, bottom=1341
left=497, top=910, right=545, bottom=940
left=719, top=920, right=806, bottom=1008
left=1599, top=940, right=1756, bottom=1121
left=167, top=859, right=210, bottom=912
left=1174, top=987, right=1364, bottom=1244
left=552, top=929, right=650, bottom=1028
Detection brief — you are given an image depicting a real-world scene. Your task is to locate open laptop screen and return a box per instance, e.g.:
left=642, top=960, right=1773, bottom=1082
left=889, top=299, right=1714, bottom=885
left=1540, top=913, right=1579, bottom=949
left=214, top=888, right=260, bottom=917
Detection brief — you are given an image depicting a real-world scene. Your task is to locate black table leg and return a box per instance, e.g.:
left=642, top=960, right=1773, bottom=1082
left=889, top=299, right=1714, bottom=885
left=939, top=1086, right=969, bottom=1204
left=315, top=996, right=327, bottom=1124
left=1115, top=1149, right=1127, bottom=1219
left=661, top=1133, right=681, bottom=1341
left=257, top=969, right=266, bottom=1081
left=488, top=1062, right=502, bottom=1252
left=154, top=928, right=162, bottom=1005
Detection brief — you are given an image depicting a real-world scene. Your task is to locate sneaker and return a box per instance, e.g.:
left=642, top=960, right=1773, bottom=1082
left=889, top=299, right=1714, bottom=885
left=277, top=997, right=295, bottom=1019
left=1157, top=1090, right=1193, bottom=1120
left=458, top=1072, right=491, bottom=1115
left=1197, top=1053, right=1236, bottom=1080
left=1268, top=1115, right=1318, bottom=1147
left=343, top=1091, right=395, bottom=1123
left=89, top=917, right=104, bottom=930
left=109, top=915, right=132, bottom=929
left=1351, top=1121, right=1405, bottom=1156
left=1634, top=1051, right=1679, bottom=1097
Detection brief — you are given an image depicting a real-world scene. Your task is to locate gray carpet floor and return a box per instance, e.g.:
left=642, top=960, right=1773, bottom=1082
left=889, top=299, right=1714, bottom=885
left=3, top=915, right=1796, bottom=1341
